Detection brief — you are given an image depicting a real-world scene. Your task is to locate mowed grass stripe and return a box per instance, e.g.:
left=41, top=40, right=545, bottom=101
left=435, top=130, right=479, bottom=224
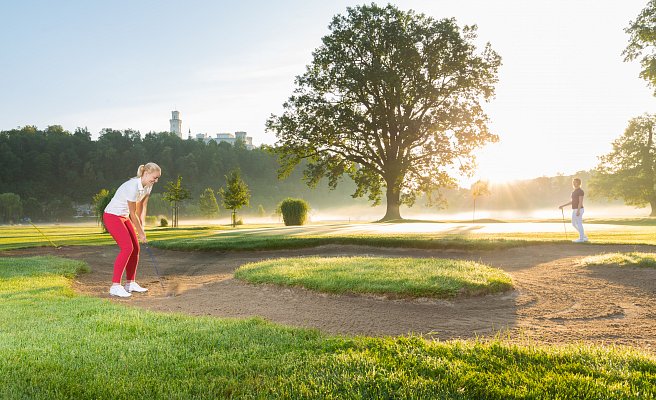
left=152, top=234, right=533, bottom=251
left=6, top=224, right=656, bottom=252
left=235, top=257, right=513, bottom=298
left=0, top=257, right=654, bottom=399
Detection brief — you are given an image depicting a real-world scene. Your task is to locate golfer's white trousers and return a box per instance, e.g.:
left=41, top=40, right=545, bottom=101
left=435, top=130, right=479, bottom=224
left=571, top=208, right=586, bottom=239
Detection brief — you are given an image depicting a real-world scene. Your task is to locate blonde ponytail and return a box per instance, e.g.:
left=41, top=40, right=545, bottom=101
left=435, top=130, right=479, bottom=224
left=136, top=162, right=161, bottom=178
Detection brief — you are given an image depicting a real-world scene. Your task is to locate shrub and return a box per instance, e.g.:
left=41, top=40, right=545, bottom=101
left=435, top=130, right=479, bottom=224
left=92, top=189, right=114, bottom=233
left=145, top=216, right=157, bottom=226
left=279, top=198, right=310, bottom=226
left=235, top=218, right=244, bottom=225
left=160, top=217, right=169, bottom=227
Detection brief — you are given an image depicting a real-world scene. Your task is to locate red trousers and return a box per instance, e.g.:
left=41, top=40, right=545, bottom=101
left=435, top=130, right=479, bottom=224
left=103, top=212, right=140, bottom=283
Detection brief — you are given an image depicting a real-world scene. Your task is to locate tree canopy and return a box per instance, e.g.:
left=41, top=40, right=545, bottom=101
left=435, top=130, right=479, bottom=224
left=267, top=3, right=501, bottom=221
left=590, top=114, right=656, bottom=215
left=470, top=179, right=490, bottom=222
left=199, top=188, right=220, bottom=219
left=163, top=176, right=191, bottom=227
left=0, top=193, right=22, bottom=224
left=219, top=169, right=251, bottom=226
left=624, top=0, right=656, bottom=95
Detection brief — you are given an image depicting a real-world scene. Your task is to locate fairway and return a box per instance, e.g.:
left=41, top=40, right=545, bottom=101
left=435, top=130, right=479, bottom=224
left=5, top=220, right=656, bottom=251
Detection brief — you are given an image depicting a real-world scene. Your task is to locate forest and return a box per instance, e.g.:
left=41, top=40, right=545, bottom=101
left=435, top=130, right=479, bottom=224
left=0, top=125, right=365, bottom=222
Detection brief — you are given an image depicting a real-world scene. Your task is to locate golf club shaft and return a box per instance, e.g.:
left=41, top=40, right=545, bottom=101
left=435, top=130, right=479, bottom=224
left=561, top=209, right=568, bottom=239
left=30, top=221, right=60, bottom=248
left=145, top=244, right=166, bottom=290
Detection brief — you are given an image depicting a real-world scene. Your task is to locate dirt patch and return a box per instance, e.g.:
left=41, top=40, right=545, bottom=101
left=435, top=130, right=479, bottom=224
left=4, top=243, right=656, bottom=351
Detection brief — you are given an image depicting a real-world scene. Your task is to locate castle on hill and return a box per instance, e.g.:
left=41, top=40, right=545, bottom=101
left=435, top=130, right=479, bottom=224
left=169, top=110, right=255, bottom=150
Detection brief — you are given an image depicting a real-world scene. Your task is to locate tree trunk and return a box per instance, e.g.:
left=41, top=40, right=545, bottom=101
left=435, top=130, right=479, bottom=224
left=380, top=184, right=402, bottom=221
left=170, top=203, right=176, bottom=228
left=650, top=199, right=656, bottom=217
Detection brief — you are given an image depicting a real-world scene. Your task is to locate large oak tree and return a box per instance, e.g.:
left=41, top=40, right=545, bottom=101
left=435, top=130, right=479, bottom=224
left=591, top=115, right=656, bottom=215
left=590, top=2, right=656, bottom=215
left=267, top=4, right=501, bottom=221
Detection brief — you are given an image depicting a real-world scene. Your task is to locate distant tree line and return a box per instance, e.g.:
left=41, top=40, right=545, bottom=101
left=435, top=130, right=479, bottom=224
left=429, top=171, right=623, bottom=215
left=0, top=125, right=364, bottom=223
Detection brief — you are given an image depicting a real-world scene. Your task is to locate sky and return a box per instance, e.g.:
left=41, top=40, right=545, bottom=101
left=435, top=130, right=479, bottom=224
left=2, top=0, right=655, bottom=186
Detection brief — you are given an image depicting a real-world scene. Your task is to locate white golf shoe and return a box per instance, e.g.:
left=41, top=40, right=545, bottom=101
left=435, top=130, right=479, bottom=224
left=109, top=285, right=132, bottom=298
left=125, top=282, right=148, bottom=293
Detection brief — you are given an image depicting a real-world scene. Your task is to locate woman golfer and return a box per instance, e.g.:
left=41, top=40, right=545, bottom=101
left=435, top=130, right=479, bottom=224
left=559, top=177, right=588, bottom=243
left=104, top=163, right=161, bottom=297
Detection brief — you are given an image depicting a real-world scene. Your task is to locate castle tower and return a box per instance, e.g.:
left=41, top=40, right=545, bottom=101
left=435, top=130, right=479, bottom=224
left=170, top=110, right=182, bottom=138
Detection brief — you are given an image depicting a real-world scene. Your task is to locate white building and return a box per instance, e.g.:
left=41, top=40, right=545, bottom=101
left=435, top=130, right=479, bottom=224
left=195, top=131, right=254, bottom=150
left=169, top=110, right=182, bottom=138
left=168, top=110, right=255, bottom=149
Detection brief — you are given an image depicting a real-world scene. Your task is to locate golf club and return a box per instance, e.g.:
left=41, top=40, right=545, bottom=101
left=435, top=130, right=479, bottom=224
left=27, top=218, right=61, bottom=249
left=560, top=208, right=568, bottom=239
left=144, top=243, right=166, bottom=291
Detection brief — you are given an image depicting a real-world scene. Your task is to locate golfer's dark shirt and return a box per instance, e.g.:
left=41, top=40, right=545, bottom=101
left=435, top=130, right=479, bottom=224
left=571, top=188, right=584, bottom=209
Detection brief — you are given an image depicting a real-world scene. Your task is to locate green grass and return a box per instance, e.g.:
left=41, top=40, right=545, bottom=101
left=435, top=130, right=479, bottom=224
left=152, top=233, right=535, bottom=251
left=472, top=231, right=656, bottom=246
left=4, top=222, right=656, bottom=253
left=0, top=225, right=218, bottom=251
left=0, top=225, right=535, bottom=252
left=581, top=252, right=656, bottom=268
left=150, top=230, right=656, bottom=251
left=0, top=255, right=89, bottom=278
left=585, top=217, right=656, bottom=226
left=235, top=257, right=513, bottom=298
left=0, top=257, right=655, bottom=399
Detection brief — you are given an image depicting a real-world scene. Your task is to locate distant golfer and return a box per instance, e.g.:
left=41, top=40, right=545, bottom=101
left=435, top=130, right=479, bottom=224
left=559, top=178, right=588, bottom=243
left=104, top=163, right=161, bottom=297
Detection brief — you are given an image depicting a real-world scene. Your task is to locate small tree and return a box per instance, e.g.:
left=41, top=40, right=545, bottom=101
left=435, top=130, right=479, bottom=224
left=45, top=196, right=74, bottom=222
left=199, top=188, right=220, bottom=220
left=471, top=180, right=490, bottom=223
left=22, top=197, right=44, bottom=222
left=219, top=169, right=251, bottom=227
left=92, top=189, right=112, bottom=232
left=163, top=176, right=191, bottom=227
left=0, top=193, right=22, bottom=224
left=257, top=204, right=266, bottom=218
left=279, top=198, right=310, bottom=226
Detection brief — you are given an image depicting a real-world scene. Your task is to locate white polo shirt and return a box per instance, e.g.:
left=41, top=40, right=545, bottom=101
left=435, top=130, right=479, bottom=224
left=104, top=177, right=152, bottom=217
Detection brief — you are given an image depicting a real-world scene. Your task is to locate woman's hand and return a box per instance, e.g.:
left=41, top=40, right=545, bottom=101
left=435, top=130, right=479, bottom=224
left=138, top=232, right=147, bottom=243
